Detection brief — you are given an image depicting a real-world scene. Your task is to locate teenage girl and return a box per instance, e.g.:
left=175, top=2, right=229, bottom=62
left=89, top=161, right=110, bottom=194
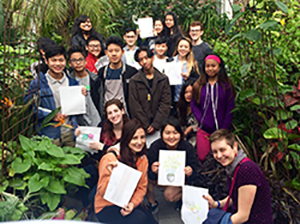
left=191, top=54, right=235, bottom=161
left=165, top=12, right=182, bottom=57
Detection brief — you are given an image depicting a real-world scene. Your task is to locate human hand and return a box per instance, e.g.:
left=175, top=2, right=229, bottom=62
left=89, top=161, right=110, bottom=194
left=89, top=142, right=104, bottom=151
left=184, top=126, right=193, bottom=137
left=153, top=29, right=158, bottom=36
left=184, top=166, right=193, bottom=177
left=147, top=125, right=155, bottom=134
left=151, top=162, right=160, bottom=174
left=136, top=29, right=141, bottom=36
left=74, top=127, right=81, bottom=137
left=106, top=161, right=118, bottom=173
left=53, top=113, right=66, bottom=122
left=120, top=202, right=134, bottom=216
left=203, top=194, right=218, bottom=209
left=181, top=72, right=190, bottom=81
left=81, top=86, right=87, bottom=96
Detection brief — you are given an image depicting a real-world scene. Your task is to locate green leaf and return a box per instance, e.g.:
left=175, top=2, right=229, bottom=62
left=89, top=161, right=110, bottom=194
left=244, top=29, right=261, bottom=41
left=59, top=154, right=81, bottom=165
left=285, top=120, right=298, bottom=130
left=275, top=1, right=288, bottom=13
left=63, top=174, right=86, bottom=186
left=0, top=180, right=9, bottom=193
left=263, top=127, right=287, bottom=139
left=11, top=157, right=31, bottom=174
left=10, top=178, right=27, bottom=190
left=290, top=105, right=300, bottom=111
left=259, top=20, right=279, bottom=30
left=232, top=4, right=242, bottom=13
left=239, top=63, right=252, bottom=77
left=239, top=89, right=256, bottom=101
left=47, top=194, right=61, bottom=211
left=45, top=144, right=65, bottom=158
left=275, top=109, right=292, bottom=121
left=288, top=144, right=300, bottom=152
left=28, top=173, right=43, bottom=193
left=38, top=107, right=61, bottom=132
left=19, top=135, right=36, bottom=151
left=46, top=178, right=66, bottom=194
left=290, top=151, right=300, bottom=160
left=63, top=146, right=86, bottom=155
left=38, top=162, right=55, bottom=171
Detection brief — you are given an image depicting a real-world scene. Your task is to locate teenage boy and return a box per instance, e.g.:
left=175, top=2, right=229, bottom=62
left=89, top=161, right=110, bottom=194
left=128, top=46, right=171, bottom=134
left=153, top=37, right=168, bottom=73
left=85, top=36, right=102, bottom=73
left=122, top=28, right=141, bottom=70
left=189, top=21, right=213, bottom=68
left=68, top=45, right=101, bottom=127
left=92, top=36, right=138, bottom=118
left=25, top=45, right=86, bottom=147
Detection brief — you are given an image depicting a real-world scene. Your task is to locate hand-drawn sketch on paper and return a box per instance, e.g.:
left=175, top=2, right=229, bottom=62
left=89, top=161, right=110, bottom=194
left=158, top=150, right=185, bottom=186
left=181, top=185, right=209, bottom=224
left=75, top=126, right=101, bottom=153
left=104, top=161, right=142, bottom=208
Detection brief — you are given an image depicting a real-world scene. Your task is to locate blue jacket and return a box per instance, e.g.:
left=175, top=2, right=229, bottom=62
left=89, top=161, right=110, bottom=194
left=25, top=72, right=79, bottom=139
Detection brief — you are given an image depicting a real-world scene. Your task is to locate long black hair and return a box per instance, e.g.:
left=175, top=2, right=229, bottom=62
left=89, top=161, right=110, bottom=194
left=71, top=15, right=99, bottom=38
left=120, top=119, right=147, bottom=169
left=165, top=12, right=181, bottom=37
left=177, top=80, right=195, bottom=126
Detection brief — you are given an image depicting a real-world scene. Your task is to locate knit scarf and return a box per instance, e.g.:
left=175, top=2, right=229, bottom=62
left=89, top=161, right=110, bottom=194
left=225, top=149, right=247, bottom=177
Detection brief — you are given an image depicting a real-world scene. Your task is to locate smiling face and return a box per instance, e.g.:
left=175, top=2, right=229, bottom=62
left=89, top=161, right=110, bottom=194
left=211, top=139, right=238, bottom=167
left=86, top=40, right=101, bottom=57
left=205, top=59, right=220, bottom=78
left=154, top=20, right=164, bottom=34
left=184, top=85, right=193, bottom=103
left=105, top=43, right=124, bottom=65
left=189, top=25, right=204, bottom=41
left=165, top=15, right=174, bottom=29
left=162, top=124, right=181, bottom=150
left=45, top=54, right=66, bottom=77
left=129, top=128, right=146, bottom=154
left=106, top=104, right=124, bottom=126
left=138, top=50, right=154, bottom=72
left=154, top=43, right=167, bottom=57
left=79, top=18, right=92, bottom=32
left=123, top=31, right=137, bottom=48
left=177, top=39, right=191, bottom=58
left=68, top=52, right=86, bottom=72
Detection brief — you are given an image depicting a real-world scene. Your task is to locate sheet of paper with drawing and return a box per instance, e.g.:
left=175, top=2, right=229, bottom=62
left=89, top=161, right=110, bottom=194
left=164, top=61, right=183, bottom=85
left=158, top=150, right=186, bottom=186
left=181, top=185, right=209, bottom=224
left=138, top=17, right=154, bottom=39
left=104, top=161, right=142, bottom=208
left=59, top=86, right=86, bottom=116
left=75, top=126, right=101, bottom=153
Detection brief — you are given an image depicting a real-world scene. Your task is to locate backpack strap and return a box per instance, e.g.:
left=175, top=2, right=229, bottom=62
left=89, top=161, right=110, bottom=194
left=223, top=157, right=251, bottom=211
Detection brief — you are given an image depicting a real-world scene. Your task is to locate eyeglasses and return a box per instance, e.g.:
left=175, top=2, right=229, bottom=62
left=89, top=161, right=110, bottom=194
left=125, top=35, right=136, bottom=39
left=190, top=29, right=201, bottom=33
left=69, top=57, right=85, bottom=63
left=88, top=44, right=101, bottom=49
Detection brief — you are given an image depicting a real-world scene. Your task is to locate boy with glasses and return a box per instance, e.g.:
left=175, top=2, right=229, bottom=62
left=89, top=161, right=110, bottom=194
left=188, top=21, right=213, bottom=68
left=122, top=28, right=141, bottom=70
left=85, top=36, right=103, bottom=73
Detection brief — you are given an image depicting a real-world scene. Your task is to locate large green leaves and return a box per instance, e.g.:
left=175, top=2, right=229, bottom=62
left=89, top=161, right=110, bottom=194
left=263, top=127, right=287, bottom=139
left=11, top=157, right=31, bottom=174
left=46, top=178, right=66, bottom=194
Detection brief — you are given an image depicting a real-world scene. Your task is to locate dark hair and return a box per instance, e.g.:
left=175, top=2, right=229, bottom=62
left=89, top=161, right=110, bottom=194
left=106, top=36, right=124, bottom=49
left=134, top=46, right=154, bottom=62
left=86, top=35, right=101, bottom=45
left=209, top=129, right=236, bottom=148
left=102, top=99, right=129, bottom=145
left=120, top=119, right=147, bottom=169
left=177, top=80, right=196, bottom=126
left=36, top=37, right=56, bottom=55
left=192, top=53, right=236, bottom=104
left=154, top=18, right=166, bottom=37
left=155, top=37, right=167, bottom=45
left=165, top=12, right=180, bottom=37
left=160, top=117, right=184, bottom=140
left=124, top=28, right=137, bottom=35
left=67, top=45, right=85, bottom=60
left=189, top=21, right=204, bottom=31
left=45, top=45, right=66, bottom=60
left=72, top=15, right=91, bottom=36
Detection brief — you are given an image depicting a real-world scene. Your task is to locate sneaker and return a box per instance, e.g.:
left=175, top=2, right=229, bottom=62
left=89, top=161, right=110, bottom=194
left=175, top=199, right=182, bottom=211
left=148, top=201, right=159, bottom=214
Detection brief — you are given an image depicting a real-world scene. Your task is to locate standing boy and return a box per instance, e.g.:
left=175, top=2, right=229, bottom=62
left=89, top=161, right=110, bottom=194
left=93, top=36, right=138, bottom=118
left=153, top=37, right=169, bottom=73
left=85, top=36, right=102, bottom=73
left=68, top=45, right=101, bottom=127
left=122, top=28, right=141, bottom=70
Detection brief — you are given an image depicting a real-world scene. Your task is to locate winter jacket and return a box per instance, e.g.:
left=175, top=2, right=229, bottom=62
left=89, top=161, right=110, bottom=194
left=128, top=68, right=171, bottom=130
left=24, top=72, right=79, bottom=139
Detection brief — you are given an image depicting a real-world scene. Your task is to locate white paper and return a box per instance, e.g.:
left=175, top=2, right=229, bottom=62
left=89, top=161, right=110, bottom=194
left=158, top=150, right=186, bottom=186
left=75, top=126, right=101, bottom=153
left=95, top=55, right=109, bottom=71
left=60, top=86, right=86, bottom=115
left=181, top=186, right=209, bottom=224
left=138, top=18, right=154, bottom=39
left=104, top=161, right=142, bottom=208
left=164, top=61, right=183, bottom=85
left=146, top=131, right=160, bottom=148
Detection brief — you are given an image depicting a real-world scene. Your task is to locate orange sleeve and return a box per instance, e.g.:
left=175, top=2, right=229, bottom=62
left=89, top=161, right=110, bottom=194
left=130, top=156, right=149, bottom=208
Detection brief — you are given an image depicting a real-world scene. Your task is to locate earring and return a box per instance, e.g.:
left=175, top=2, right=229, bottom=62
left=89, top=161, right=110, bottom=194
left=234, top=152, right=237, bottom=157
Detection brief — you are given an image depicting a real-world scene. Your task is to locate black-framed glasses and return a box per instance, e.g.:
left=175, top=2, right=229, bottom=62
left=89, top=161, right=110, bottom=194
left=69, top=57, right=85, bottom=63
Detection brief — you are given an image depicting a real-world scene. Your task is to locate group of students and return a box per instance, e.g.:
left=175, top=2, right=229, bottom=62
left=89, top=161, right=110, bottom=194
left=25, top=12, right=273, bottom=224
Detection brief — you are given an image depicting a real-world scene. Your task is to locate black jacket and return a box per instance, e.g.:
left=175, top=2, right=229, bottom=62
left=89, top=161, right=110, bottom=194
left=146, top=138, right=200, bottom=185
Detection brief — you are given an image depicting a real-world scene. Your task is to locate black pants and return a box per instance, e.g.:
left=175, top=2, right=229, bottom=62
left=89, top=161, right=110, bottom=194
left=96, top=205, right=158, bottom=224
